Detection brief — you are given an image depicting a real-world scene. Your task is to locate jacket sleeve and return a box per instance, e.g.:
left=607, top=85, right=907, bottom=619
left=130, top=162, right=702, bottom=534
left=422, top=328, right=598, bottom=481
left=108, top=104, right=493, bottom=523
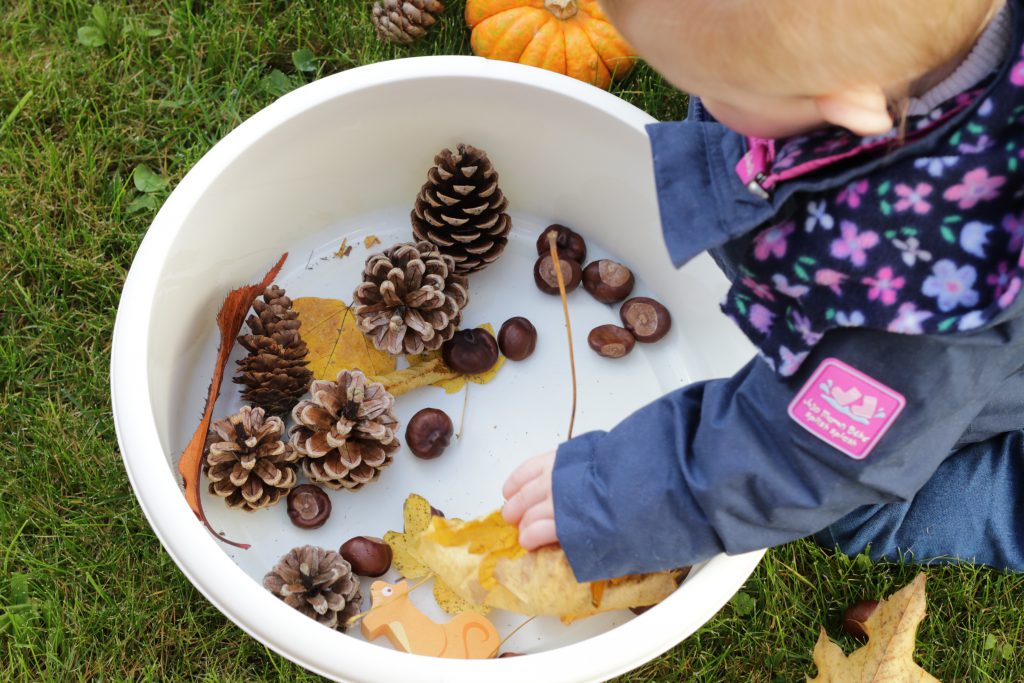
left=552, top=317, right=1024, bottom=581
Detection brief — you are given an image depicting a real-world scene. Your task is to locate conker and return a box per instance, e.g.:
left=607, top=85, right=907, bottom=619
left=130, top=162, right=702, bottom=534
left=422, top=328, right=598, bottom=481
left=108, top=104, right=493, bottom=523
left=629, top=605, right=654, bottom=616
left=620, top=297, right=672, bottom=343
left=533, top=254, right=582, bottom=295
left=583, top=260, right=635, bottom=304
left=498, top=651, right=525, bottom=658
left=498, top=317, right=537, bottom=360
left=430, top=506, right=445, bottom=518
left=286, top=484, right=331, bottom=529
left=442, top=328, right=499, bottom=374
left=536, top=224, right=587, bottom=263
left=406, top=408, right=454, bottom=459
left=588, top=324, right=636, bottom=358
left=339, top=535, right=393, bottom=577
left=841, top=600, right=879, bottom=640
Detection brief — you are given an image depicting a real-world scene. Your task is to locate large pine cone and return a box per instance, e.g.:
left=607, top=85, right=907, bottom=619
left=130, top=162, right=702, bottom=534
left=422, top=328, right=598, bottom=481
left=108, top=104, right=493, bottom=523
left=203, top=406, right=299, bottom=511
left=234, top=285, right=313, bottom=415
left=290, top=370, right=400, bottom=491
left=371, top=0, right=445, bottom=44
left=412, top=144, right=512, bottom=275
left=264, top=545, right=362, bottom=630
left=353, top=241, right=469, bottom=356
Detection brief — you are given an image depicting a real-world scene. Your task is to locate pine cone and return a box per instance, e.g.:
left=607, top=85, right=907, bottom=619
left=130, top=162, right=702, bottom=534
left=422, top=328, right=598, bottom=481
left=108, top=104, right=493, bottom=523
left=371, top=0, right=445, bottom=44
left=353, top=241, right=469, bottom=356
left=412, top=144, right=512, bottom=275
left=234, top=285, right=314, bottom=415
left=203, top=406, right=299, bottom=511
left=263, top=545, right=362, bottom=630
left=290, top=370, right=400, bottom=491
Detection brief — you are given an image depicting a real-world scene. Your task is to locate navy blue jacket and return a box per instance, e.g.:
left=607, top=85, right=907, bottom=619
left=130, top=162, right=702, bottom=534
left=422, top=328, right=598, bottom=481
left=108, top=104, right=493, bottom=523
left=553, top=3, right=1024, bottom=581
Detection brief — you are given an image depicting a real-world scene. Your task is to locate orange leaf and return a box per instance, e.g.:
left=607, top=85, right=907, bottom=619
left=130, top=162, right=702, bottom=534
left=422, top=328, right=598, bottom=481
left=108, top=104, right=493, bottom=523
left=292, top=297, right=396, bottom=380
left=176, top=252, right=287, bottom=548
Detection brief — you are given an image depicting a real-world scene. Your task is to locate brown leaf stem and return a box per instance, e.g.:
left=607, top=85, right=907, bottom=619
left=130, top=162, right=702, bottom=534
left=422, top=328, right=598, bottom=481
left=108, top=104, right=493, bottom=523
left=176, top=252, right=288, bottom=549
left=547, top=233, right=577, bottom=439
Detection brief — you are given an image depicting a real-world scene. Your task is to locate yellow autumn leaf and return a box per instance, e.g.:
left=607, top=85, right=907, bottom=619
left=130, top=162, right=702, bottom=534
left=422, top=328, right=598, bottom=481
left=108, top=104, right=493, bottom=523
left=383, top=493, right=486, bottom=615
left=292, top=297, right=396, bottom=380
left=807, top=573, right=939, bottom=683
left=417, top=512, right=683, bottom=619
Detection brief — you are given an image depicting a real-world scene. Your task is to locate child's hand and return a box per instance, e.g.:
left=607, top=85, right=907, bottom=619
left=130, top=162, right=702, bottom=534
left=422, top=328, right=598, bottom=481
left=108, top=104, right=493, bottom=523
left=502, top=451, right=558, bottom=550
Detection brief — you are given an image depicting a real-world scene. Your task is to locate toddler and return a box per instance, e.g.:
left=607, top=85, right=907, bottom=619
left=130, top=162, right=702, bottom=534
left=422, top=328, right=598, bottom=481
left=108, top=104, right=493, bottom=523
left=503, top=0, right=1024, bottom=581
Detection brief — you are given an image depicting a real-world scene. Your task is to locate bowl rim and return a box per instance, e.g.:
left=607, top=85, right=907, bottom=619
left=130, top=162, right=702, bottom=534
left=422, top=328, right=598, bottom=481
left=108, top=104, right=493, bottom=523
left=110, top=55, right=764, bottom=683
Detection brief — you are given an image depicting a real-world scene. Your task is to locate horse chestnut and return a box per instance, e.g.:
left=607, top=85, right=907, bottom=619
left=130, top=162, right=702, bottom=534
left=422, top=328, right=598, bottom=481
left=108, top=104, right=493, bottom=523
left=841, top=600, right=879, bottom=640
left=535, top=224, right=587, bottom=263
left=340, top=536, right=392, bottom=577
left=620, top=297, right=672, bottom=343
left=286, top=484, right=331, bottom=529
left=533, top=254, right=582, bottom=295
left=588, top=324, right=636, bottom=358
left=498, top=317, right=537, bottom=360
left=583, top=260, right=635, bottom=304
left=442, top=328, right=499, bottom=374
left=405, top=408, right=454, bottom=459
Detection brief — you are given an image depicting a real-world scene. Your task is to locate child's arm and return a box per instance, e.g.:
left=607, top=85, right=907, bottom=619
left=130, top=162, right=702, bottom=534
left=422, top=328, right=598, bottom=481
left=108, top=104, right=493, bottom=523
left=506, top=317, right=1024, bottom=582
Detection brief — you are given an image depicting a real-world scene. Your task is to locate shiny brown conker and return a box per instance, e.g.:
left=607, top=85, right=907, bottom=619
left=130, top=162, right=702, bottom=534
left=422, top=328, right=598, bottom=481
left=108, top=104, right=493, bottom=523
left=286, top=484, right=331, bottom=529
left=582, top=260, right=635, bottom=304
left=533, top=254, right=582, bottom=295
left=841, top=600, right=879, bottom=640
left=620, top=297, right=672, bottom=343
left=498, top=317, right=537, bottom=360
left=339, top=535, right=393, bottom=577
left=535, top=224, right=587, bottom=263
left=441, top=328, right=500, bottom=374
left=588, top=324, right=636, bottom=358
left=405, top=407, right=454, bottom=459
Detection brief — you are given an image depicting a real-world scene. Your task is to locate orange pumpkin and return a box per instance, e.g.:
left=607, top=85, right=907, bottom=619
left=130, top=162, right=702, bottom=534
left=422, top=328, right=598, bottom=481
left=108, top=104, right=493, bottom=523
left=466, top=0, right=637, bottom=89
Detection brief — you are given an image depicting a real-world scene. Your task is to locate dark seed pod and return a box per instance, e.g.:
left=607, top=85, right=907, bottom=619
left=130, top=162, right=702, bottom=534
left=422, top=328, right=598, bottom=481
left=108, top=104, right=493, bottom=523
left=340, top=536, right=393, bottom=577
left=498, top=317, right=537, bottom=360
left=405, top=408, right=454, bottom=459
left=620, top=297, right=672, bottom=343
left=441, top=328, right=500, bottom=374
left=588, top=324, right=636, bottom=358
left=841, top=600, right=879, bottom=640
left=535, top=224, right=586, bottom=263
left=534, top=254, right=582, bottom=295
left=286, top=484, right=332, bottom=529
left=583, top=260, right=635, bottom=304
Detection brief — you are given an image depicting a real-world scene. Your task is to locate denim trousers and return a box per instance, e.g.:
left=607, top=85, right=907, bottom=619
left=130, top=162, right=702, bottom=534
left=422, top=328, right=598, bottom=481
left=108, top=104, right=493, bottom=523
left=813, top=429, right=1024, bottom=571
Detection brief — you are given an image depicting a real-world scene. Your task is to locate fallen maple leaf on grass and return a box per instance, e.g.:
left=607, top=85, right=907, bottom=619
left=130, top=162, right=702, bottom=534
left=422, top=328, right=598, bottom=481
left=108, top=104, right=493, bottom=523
left=807, top=573, right=940, bottom=682
left=177, top=253, right=287, bottom=548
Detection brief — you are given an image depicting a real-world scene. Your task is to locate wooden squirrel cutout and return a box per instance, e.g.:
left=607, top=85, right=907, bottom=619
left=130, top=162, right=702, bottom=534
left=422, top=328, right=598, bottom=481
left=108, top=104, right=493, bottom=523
left=361, top=580, right=501, bottom=659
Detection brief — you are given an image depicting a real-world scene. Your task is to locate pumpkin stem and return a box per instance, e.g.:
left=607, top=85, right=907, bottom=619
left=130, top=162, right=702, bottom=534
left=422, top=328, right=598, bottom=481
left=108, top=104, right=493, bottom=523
left=544, top=0, right=578, bottom=20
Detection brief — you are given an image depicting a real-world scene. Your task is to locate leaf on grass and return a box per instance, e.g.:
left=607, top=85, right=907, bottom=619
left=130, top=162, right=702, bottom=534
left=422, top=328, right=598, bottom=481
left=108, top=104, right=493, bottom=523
left=176, top=253, right=288, bottom=548
left=417, top=512, right=682, bottom=620
left=292, top=297, right=396, bottom=381
left=807, top=573, right=939, bottom=683
left=77, top=25, right=106, bottom=47
left=126, top=194, right=158, bottom=214
left=384, top=494, right=481, bottom=615
left=291, top=48, right=317, bottom=73
left=133, top=164, right=167, bottom=193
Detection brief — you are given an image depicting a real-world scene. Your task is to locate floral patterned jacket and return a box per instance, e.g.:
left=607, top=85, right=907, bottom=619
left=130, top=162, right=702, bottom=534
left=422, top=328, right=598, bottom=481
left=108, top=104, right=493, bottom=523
left=552, top=1, right=1024, bottom=580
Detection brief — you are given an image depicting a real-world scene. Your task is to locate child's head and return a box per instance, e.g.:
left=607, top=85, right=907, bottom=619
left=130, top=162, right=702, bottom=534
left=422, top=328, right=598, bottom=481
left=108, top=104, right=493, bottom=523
left=601, top=0, right=1004, bottom=138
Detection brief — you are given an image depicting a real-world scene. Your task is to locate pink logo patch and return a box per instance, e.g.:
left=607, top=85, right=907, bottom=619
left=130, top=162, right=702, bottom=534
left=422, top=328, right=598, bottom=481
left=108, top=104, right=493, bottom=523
left=787, top=358, right=906, bottom=460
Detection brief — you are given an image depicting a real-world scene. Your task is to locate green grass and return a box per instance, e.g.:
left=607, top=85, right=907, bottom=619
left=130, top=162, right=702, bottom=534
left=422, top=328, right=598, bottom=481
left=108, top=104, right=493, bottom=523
left=0, top=1, right=1020, bottom=681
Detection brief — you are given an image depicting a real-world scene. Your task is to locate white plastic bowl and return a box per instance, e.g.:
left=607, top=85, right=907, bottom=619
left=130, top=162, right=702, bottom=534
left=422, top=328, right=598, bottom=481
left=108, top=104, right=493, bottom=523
left=111, top=56, right=763, bottom=683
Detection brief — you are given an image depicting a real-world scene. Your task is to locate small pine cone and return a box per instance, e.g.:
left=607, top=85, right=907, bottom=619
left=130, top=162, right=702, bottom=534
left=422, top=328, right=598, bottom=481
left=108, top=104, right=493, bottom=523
left=412, top=143, right=512, bottom=275
left=353, top=241, right=469, bottom=356
left=264, top=545, right=362, bottom=630
left=203, top=406, right=299, bottom=511
left=234, top=285, right=314, bottom=415
left=371, top=0, right=445, bottom=45
left=290, top=370, right=400, bottom=491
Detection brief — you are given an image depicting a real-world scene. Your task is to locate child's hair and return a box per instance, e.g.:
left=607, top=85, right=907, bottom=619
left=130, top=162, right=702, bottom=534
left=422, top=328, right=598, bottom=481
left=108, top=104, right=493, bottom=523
left=600, top=0, right=1002, bottom=98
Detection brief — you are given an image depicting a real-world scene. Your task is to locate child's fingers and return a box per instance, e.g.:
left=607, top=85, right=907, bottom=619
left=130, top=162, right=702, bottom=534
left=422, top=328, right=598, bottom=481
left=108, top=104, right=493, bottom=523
left=502, top=474, right=550, bottom=525
left=518, top=497, right=554, bottom=531
left=501, top=453, right=551, bottom=500
left=518, top=518, right=558, bottom=550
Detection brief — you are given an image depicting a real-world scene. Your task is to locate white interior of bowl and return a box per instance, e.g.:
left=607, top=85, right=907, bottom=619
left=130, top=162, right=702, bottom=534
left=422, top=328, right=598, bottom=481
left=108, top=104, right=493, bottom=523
left=112, top=56, right=763, bottom=683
